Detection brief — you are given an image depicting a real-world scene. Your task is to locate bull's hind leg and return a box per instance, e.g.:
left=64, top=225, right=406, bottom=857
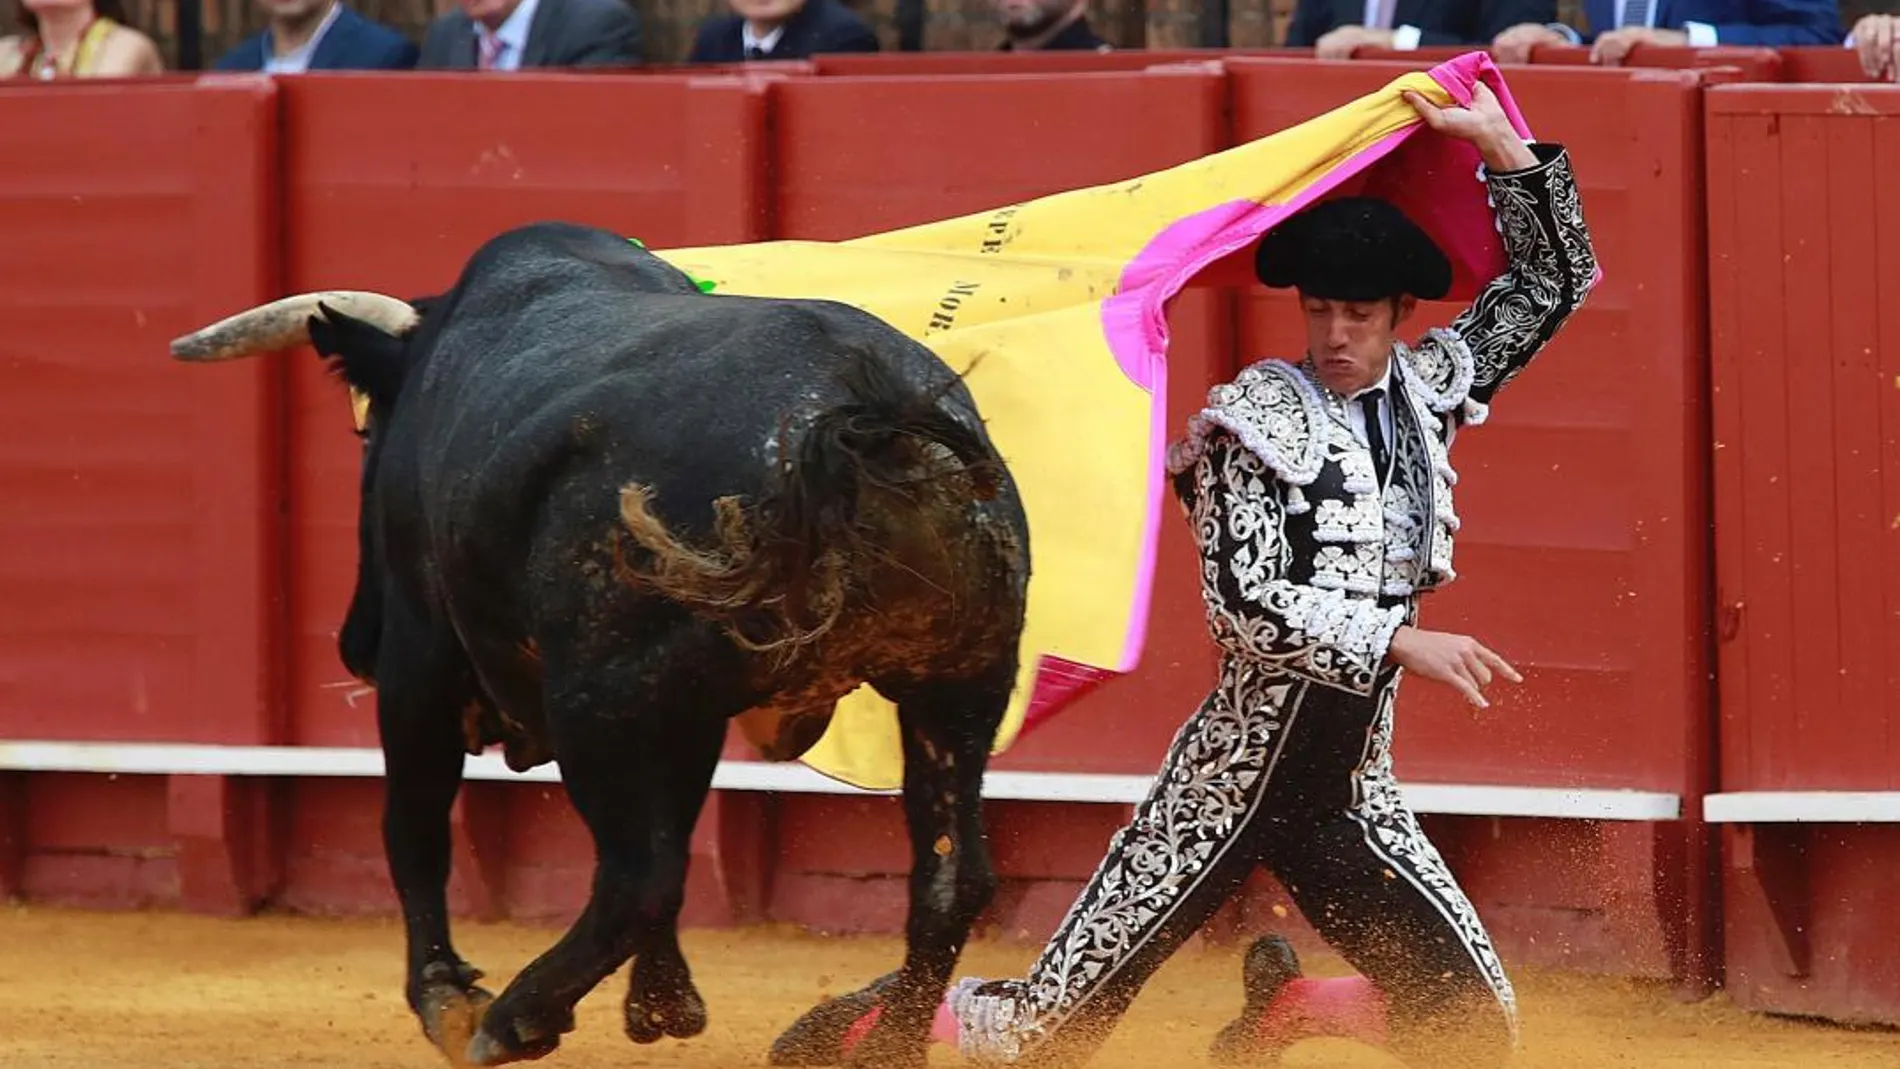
left=771, top=667, right=1011, bottom=1069
left=463, top=688, right=726, bottom=1067
left=375, top=622, right=493, bottom=1065
left=623, top=811, right=710, bottom=1044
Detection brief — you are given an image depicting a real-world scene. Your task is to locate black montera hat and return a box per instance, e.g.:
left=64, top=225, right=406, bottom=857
left=1253, top=196, right=1452, bottom=302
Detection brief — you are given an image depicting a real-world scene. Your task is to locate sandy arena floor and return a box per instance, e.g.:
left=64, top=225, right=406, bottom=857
left=2, top=904, right=1894, bottom=1069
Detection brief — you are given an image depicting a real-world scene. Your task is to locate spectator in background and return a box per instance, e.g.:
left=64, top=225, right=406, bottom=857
left=0, top=0, right=161, bottom=77
left=1491, top=0, right=1843, bottom=64
left=991, top=0, right=1111, bottom=50
left=1284, top=0, right=1555, bottom=57
left=686, top=0, right=877, bottom=62
left=1847, top=12, right=1899, bottom=80
left=213, top=0, right=418, bottom=72
left=418, top=0, right=640, bottom=69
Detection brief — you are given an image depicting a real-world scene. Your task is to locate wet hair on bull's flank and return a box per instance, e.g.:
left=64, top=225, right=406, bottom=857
left=615, top=347, right=1005, bottom=662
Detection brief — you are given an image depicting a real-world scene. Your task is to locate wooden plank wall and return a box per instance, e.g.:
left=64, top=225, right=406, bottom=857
left=0, top=0, right=1660, bottom=69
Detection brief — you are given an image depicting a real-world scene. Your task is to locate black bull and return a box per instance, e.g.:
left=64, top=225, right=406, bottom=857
left=171, top=222, right=1032, bottom=1068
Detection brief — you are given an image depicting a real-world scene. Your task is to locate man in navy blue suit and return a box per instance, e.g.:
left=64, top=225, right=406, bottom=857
left=686, top=0, right=878, bottom=61
left=214, top=0, right=418, bottom=71
left=1491, top=0, right=1843, bottom=63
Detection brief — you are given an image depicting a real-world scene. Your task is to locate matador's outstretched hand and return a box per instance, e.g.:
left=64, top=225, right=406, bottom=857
left=1401, top=81, right=1538, bottom=173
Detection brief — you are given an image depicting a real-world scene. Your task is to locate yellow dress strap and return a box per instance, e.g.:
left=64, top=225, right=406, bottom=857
left=71, top=16, right=117, bottom=75
left=19, top=15, right=117, bottom=78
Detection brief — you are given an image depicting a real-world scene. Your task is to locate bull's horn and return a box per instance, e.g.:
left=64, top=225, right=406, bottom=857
left=169, top=291, right=419, bottom=362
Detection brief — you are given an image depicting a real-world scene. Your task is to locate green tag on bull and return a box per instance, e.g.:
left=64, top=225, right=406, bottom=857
left=628, top=237, right=717, bottom=293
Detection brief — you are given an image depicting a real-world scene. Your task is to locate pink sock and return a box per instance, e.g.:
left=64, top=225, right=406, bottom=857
left=835, top=999, right=960, bottom=1056
left=930, top=997, right=960, bottom=1045
left=1256, top=976, right=1389, bottom=1047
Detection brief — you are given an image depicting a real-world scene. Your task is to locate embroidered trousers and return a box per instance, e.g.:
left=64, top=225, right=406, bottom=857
left=951, top=656, right=1517, bottom=1068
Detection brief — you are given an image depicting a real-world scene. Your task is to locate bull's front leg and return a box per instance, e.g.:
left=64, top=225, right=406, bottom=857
left=772, top=669, right=1009, bottom=1069
left=375, top=660, right=492, bottom=1065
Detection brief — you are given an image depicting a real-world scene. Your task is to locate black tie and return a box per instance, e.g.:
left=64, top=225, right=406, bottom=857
left=745, top=44, right=768, bottom=59
left=1359, top=388, right=1390, bottom=482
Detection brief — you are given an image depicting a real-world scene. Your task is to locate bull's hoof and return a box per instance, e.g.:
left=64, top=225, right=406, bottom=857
left=768, top=973, right=898, bottom=1067
left=464, top=1028, right=560, bottom=1067
left=417, top=981, right=496, bottom=1068
left=625, top=981, right=708, bottom=1044
left=462, top=1005, right=573, bottom=1067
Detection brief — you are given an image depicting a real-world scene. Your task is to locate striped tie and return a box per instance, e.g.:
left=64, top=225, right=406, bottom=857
left=1620, top=0, right=1650, bottom=26
left=478, top=34, right=505, bottom=69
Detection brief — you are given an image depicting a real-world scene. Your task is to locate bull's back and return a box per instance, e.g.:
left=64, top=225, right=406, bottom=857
left=399, top=226, right=991, bottom=568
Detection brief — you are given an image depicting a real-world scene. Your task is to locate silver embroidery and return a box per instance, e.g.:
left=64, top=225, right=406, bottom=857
left=1396, top=327, right=1476, bottom=413
left=1350, top=685, right=1521, bottom=1047
left=951, top=669, right=1307, bottom=1064
left=1167, top=360, right=1327, bottom=490
left=1198, top=440, right=1406, bottom=695
left=1437, top=147, right=1599, bottom=404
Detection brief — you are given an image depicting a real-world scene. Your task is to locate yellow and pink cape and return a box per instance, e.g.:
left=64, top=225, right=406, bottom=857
left=657, top=53, right=1536, bottom=790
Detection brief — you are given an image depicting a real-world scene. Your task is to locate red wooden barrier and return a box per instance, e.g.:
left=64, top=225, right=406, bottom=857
left=760, top=67, right=1236, bottom=936
left=1705, top=83, right=1900, bottom=1027
left=812, top=47, right=1267, bottom=75
left=1341, top=44, right=1784, bottom=82
left=1778, top=46, right=1881, bottom=82
left=1527, top=44, right=1784, bottom=81
left=1220, top=59, right=1718, bottom=986
left=0, top=77, right=282, bottom=912
left=1345, top=46, right=1483, bottom=65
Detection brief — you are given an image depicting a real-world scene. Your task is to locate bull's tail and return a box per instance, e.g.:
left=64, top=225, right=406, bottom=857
left=615, top=348, right=1004, bottom=658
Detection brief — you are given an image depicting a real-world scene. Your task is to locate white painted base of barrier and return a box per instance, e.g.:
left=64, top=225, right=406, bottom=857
left=0, top=740, right=1682, bottom=821
left=1703, top=791, right=1900, bottom=824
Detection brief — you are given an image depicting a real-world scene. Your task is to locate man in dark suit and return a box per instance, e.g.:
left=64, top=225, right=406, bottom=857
left=418, top=0, right=641, bottom=69
left=1491, top=0, right=1843, bottom=62
left=213, top=0, right=418, bottom=71
left=1284, top=0, right=1557, bottom=57
left=990, top=0, right=1112, bottom=50
left=686, top=0, right=878, bottom=62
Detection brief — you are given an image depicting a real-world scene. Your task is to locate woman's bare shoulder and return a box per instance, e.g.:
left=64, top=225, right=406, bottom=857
left=95, top=22, right=165, bottom=75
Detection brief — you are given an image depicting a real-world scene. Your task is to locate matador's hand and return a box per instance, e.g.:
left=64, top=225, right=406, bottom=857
left=1401, top=81, right=1537, bottom=173
left=1387, top=625, right=1522, bottom=709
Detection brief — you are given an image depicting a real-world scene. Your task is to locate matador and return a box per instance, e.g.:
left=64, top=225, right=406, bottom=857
left=779, top=79, right=1599, bottom=1069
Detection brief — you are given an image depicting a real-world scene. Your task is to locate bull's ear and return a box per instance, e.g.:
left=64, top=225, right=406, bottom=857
left=309, top=303, right=410, bottom=423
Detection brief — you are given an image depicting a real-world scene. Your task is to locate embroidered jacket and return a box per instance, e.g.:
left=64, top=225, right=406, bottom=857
left=1166, top=143, right=1598, bottom=697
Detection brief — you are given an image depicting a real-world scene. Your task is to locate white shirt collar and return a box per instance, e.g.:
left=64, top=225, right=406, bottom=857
left=475, top=0, right=540, bottom=69
left=1341, top=356, right=1394, bottom=403
left=1334, top=356, right=1396, bottom=455
left=742, top=20, right=785, bottom=54
left=263, top=0, right=343, bottom=73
